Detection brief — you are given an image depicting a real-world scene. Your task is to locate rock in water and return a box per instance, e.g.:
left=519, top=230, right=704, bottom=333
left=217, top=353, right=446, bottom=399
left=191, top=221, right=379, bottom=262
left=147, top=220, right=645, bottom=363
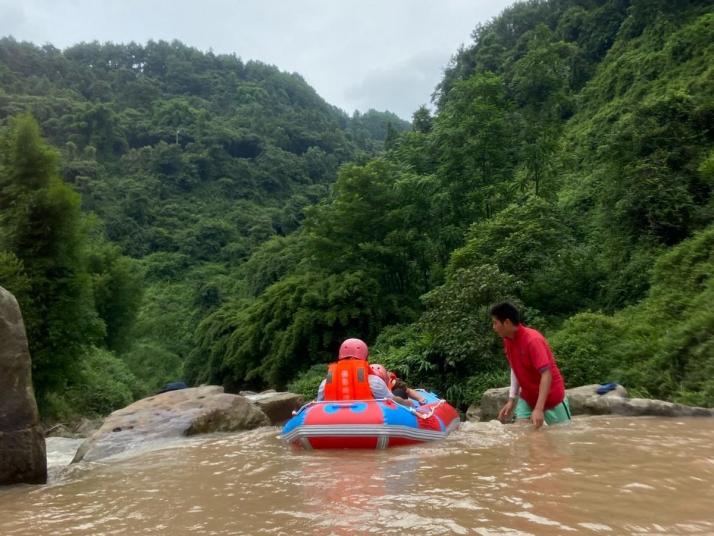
left=0, top=286, right=47, bottom=485
left=243, top=391, right=304, bottom=425
left=72, top=385, right=271, bottom=462
left=470, top=383, right=713, bottom=421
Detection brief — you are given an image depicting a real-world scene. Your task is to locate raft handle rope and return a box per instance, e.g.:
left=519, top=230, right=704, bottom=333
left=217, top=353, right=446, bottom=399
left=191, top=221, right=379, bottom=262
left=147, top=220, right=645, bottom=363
left=292, top=398, right=446, bottom=420
left=292, top=400, right=317, bottom=417
left=403, top=399, right=445, bottom=420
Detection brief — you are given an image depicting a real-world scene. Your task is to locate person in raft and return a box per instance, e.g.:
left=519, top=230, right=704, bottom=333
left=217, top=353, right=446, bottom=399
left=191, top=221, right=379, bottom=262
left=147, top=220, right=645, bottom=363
left=370, top=364, right=427, bottom=405
left=490, top=302, right=571, bottom=429
left=316, top=338, right=411, bottom=406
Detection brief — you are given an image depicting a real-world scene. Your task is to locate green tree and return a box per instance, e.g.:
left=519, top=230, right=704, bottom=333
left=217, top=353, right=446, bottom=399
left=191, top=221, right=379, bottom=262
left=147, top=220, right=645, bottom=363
left=418, top=265, right=520, bottom=378
left=188, top=270, right=387, bottom=390
left=384, top=122, right=399, bottom=151
left=0, top=115, right=104, bottom=404
left=551, top=226, right=714, bottom=405
left=411, top=105, right=433, bottom=134
left=434, top=71, right=517, bottom=224
left=510, top=24, right=577, bottom=196
left=86, top=239, right=144, bottom=353
left=374, top=265, right=521, bottom=408
left=449, top=197, right=600, bottom=317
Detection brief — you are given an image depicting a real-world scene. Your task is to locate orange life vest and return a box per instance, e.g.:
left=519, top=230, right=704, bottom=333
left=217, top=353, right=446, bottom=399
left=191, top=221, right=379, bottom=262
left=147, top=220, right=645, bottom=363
left=323, top=359, right=373, bottom=401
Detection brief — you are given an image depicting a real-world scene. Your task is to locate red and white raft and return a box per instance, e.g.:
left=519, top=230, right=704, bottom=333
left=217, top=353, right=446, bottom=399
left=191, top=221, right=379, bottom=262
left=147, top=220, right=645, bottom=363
left=281, top=391, right=460, bottom=449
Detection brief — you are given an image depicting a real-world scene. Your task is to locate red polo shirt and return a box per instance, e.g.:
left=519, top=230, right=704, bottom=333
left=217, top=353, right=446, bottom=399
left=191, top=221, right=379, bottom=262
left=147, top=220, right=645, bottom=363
left=503, top=325, right=565, bottom=410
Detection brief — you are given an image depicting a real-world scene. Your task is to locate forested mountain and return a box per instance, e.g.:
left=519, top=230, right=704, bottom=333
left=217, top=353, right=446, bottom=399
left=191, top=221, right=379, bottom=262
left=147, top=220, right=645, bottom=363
left=184, top=0, right=713, bottom=407
left=1, top=0, right=712, bottom=421
left=0, top=39, right=409, bottom=418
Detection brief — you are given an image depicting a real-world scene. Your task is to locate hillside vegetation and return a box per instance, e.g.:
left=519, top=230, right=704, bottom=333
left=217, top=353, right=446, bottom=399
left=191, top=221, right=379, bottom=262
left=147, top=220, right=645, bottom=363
left=192, top=0, right=713, bottom=408
left=0, top=39, right=407, bottom=418
left=1, top=0, right=712, bottom=418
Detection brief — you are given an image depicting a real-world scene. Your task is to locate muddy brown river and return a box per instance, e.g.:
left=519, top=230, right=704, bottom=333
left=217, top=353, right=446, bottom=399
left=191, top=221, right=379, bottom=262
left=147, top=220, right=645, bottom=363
left=1, top=416, right=713, bottom=535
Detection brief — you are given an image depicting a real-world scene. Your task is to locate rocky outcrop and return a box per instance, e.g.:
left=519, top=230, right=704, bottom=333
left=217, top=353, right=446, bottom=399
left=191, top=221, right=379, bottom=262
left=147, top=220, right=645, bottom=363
left=470, top=383, right=713, bottom=421
left=572, top=393, right=714, bottom=417
left=0, top=286, right=47, bottom=485
left=72, top=385, right=270, bottom=462
left=471, top=387, right=510, bottom=422
left=565, top=383, right=629, bottom=413
left=244, top=391, right=304, bottom=425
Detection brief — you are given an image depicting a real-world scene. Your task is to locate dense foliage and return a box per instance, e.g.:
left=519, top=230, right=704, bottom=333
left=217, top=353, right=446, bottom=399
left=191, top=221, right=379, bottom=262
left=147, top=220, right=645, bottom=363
left=200, top=0, right=713, bottom=407
left=1, top=0, right=712, bottom=417
left=0, top=115, right=143, bottom=417
left=0, top=40, right=406, bottom=419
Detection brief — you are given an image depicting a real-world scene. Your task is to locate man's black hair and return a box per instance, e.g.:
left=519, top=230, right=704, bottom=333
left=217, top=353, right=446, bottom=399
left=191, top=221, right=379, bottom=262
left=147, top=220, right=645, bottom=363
left=489, top=302, right=520, bottom=324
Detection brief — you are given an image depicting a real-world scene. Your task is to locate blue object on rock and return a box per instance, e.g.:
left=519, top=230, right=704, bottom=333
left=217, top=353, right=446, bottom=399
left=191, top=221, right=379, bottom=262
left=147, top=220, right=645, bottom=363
left=596, top=382, right=618, bottom=395
left=157, top=381, right=187, bottom=394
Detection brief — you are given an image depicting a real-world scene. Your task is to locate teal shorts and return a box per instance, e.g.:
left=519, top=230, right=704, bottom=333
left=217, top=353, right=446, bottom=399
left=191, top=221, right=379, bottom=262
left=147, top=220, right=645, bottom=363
left=515, top=397, right=571, bottom=425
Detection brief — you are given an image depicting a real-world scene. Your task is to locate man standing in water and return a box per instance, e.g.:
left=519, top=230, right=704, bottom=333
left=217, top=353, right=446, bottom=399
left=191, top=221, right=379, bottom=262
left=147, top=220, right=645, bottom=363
left=490, top=302, right=571, bottom=429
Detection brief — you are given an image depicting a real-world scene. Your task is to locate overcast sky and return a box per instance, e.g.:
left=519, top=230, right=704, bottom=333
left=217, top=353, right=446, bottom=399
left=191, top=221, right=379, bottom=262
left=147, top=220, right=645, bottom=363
left=0, top=0, right=516, bottom=120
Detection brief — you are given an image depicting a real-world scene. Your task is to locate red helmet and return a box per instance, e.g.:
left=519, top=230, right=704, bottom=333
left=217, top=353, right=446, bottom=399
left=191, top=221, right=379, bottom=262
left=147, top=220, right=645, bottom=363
left=369, top=364, right=388, bottom=384
left=338, top=338, right=368, bottom=360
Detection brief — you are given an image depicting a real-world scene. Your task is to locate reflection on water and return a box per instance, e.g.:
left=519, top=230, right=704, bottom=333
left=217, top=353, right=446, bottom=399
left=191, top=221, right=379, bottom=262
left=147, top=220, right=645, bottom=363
left=1, top=417, right=713, bottom=535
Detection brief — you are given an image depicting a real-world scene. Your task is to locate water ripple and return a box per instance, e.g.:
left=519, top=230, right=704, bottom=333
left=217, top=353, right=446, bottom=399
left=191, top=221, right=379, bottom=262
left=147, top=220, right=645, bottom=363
left=0, top=417, right=712, bottom=535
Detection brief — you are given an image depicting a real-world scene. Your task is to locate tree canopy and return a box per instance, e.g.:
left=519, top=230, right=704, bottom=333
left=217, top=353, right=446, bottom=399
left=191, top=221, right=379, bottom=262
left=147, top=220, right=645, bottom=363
left=1, top=1, right=712, bottom=417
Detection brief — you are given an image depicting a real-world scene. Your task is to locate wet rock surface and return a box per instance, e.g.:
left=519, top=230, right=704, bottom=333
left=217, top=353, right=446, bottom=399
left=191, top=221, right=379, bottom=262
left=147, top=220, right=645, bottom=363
left=73, top=385, right=270, bottom=462
left=472, top=383, right=713, bottom=421
left=0, top=286, right=46, bottom=485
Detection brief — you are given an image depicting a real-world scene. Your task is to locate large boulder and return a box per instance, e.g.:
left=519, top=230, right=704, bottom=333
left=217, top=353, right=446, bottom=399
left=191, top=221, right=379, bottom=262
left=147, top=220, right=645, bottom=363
left=469, top=383, right=713, bottom=421
left=244, top=391, right=304, bottom=425
left=0, top=286, right=47, bottom=485
left=564, top=384, right=710, bottom=416
left=72, top=385, right=270, bottom=462
left=474, top=387, right=510, bottom=421
left=566, top=383, right=629, bottom=414
left=578, top=396, right=713, bottom=417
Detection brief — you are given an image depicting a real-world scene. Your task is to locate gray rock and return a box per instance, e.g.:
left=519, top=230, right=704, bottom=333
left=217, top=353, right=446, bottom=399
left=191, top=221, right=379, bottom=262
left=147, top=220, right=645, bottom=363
left=472, top=387, right=510, bottom=421
left=244, top=391, right=304, bottom=425
left=72, top=385, right=270, bottom=462
left=566, top=383, right=629, bottom=414
left=0, top=286, right=47, bottom=485
left=469, top=383, right=713, bottom=421
left=465, top=405, right=481, bottom=422
left=584, top=396, right=713, bottom=417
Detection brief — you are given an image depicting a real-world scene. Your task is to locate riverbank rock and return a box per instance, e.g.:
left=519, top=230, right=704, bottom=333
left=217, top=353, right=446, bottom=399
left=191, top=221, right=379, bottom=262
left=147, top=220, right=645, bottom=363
left=565, top=383, right=629, bottom=414
left=0, top=286, right=47, bottom=485
left=244, top=391, right=304, bottom=425
left=575, top=395, right=713, bottom=417
left=473, top=387, right=510, bottom=422
left=72, top=385, right=270, bottom=462
left=470, top=383, right=713, bottom=421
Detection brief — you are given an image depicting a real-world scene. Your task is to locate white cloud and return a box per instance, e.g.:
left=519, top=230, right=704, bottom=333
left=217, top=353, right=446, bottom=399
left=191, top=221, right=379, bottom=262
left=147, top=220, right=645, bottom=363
left=0, top=0, right=516, bottom=119
left=0, top=4, right=27, bottom=38
left=344, top=51, right=448, bottom=119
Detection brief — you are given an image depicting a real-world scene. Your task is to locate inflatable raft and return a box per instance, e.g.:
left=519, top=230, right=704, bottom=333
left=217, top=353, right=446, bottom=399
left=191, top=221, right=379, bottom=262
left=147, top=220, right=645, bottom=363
left=281, top=391, right=460, bottom=449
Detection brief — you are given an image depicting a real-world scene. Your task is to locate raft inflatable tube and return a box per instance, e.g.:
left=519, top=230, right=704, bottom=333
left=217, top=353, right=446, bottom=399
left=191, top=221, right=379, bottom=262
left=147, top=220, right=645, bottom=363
left=281, top=390, right=460, bottom=449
